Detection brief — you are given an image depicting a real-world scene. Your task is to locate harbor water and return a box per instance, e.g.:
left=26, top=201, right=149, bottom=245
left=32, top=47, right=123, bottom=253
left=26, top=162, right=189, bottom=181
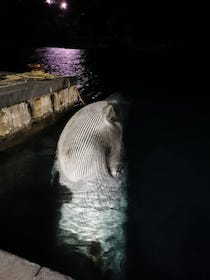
left=0, top=46, right=209, bottom=280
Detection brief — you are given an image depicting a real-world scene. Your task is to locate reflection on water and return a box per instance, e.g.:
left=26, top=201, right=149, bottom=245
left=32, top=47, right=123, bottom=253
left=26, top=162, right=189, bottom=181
left=53, top=178, right=127, bottom=280
left=31, top=48, right=84, bottom=79
left=30, top=47, right=102, bottom=101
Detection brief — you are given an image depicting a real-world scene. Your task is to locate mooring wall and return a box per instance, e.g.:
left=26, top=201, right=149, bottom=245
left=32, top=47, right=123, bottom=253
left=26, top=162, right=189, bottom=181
left=0, top=76, right=81, bottom=149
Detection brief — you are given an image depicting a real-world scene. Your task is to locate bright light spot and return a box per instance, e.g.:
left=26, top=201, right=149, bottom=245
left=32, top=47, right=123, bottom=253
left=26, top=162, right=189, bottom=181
left=46, top=0, right=53, bottom=4
left=60, top=1, right=68, bottom=9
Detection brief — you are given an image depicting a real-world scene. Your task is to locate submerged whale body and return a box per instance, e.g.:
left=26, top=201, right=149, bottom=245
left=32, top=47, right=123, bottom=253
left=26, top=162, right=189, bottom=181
left=52, top=100, right=127, bottom=279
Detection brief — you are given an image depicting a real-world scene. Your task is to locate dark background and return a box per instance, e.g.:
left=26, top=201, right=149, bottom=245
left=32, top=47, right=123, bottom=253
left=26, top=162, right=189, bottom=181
left=0, top=0, right=194, bottom=49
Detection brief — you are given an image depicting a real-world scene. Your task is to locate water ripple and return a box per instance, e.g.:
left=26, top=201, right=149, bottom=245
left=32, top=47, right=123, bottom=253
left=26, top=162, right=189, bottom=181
left=30, top=47, right=101, bottom=101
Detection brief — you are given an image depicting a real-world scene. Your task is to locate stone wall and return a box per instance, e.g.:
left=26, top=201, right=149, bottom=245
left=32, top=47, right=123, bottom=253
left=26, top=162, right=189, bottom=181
left=0, top=85, right=80, bottom=141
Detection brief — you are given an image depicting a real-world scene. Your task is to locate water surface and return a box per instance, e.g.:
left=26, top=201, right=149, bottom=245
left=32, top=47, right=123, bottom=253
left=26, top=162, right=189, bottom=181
left=0, top=46, right=209, bottom=280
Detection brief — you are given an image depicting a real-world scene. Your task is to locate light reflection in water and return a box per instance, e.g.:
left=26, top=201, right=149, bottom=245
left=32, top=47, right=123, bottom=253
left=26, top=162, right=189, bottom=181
left=30, top=47, right=101, bottom=100
left=54, top=177, right=127, bottom=280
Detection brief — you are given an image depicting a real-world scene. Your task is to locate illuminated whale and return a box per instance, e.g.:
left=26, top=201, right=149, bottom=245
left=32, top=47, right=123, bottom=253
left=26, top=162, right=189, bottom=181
left=52, top=100, right=127, bottom=279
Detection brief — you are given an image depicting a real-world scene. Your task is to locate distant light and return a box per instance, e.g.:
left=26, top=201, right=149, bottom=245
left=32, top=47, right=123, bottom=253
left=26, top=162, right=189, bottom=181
left=46, top=0, right=53, bottom=4
left=60, top=1, right=68, bottom=9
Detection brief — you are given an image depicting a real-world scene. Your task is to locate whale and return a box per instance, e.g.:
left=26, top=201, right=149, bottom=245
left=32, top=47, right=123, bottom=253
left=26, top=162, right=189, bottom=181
left=52, top=100, right=127, bottom=279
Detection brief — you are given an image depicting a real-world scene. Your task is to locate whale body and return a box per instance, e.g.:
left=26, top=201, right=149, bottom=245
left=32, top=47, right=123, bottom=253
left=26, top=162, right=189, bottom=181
left=52, top=100, right=127, bottom=279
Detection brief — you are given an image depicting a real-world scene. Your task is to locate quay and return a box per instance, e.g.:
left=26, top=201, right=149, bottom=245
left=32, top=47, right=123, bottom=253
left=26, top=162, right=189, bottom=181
left=0, top=70, right=84, bottom=151
left=0, top=249, right=74, bottom=280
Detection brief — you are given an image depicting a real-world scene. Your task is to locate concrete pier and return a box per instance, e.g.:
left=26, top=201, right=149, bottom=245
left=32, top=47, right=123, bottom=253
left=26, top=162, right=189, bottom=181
left=0, top=74, right=83, bottom=151
left=0, top=249, right=74, bottom=280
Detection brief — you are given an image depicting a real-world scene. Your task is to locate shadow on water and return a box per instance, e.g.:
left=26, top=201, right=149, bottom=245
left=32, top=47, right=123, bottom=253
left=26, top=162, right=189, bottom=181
left=124, top=89, right=210, bottom=280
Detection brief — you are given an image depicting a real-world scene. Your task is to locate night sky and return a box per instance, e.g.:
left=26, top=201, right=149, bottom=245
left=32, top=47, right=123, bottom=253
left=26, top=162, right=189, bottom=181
left=0, top=0, right=192, bottom=48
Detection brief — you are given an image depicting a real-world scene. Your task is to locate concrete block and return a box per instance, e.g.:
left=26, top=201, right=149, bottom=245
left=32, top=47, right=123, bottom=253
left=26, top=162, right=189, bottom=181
left=0, top=110, right=10, bottom=136
left=0, top=102, right=31, bottom=137
left=0, top=249, right=40, bottom=280
left=29, top=94, right=53, bottom=119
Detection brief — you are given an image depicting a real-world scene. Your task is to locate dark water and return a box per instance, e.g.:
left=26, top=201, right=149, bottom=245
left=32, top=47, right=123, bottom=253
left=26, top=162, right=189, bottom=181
left=0, top=45, right=209, bottom=280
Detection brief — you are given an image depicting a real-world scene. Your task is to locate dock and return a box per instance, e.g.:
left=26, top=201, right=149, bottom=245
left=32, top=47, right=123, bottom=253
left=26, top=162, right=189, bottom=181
left=0, top=71, right=84, bottom=151
left=0, top=249, right=74, bottom=280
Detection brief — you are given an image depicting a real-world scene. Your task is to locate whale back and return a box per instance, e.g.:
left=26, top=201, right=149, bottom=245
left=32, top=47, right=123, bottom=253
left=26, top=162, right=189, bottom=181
left=56, top=101, right=123, bottom=183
